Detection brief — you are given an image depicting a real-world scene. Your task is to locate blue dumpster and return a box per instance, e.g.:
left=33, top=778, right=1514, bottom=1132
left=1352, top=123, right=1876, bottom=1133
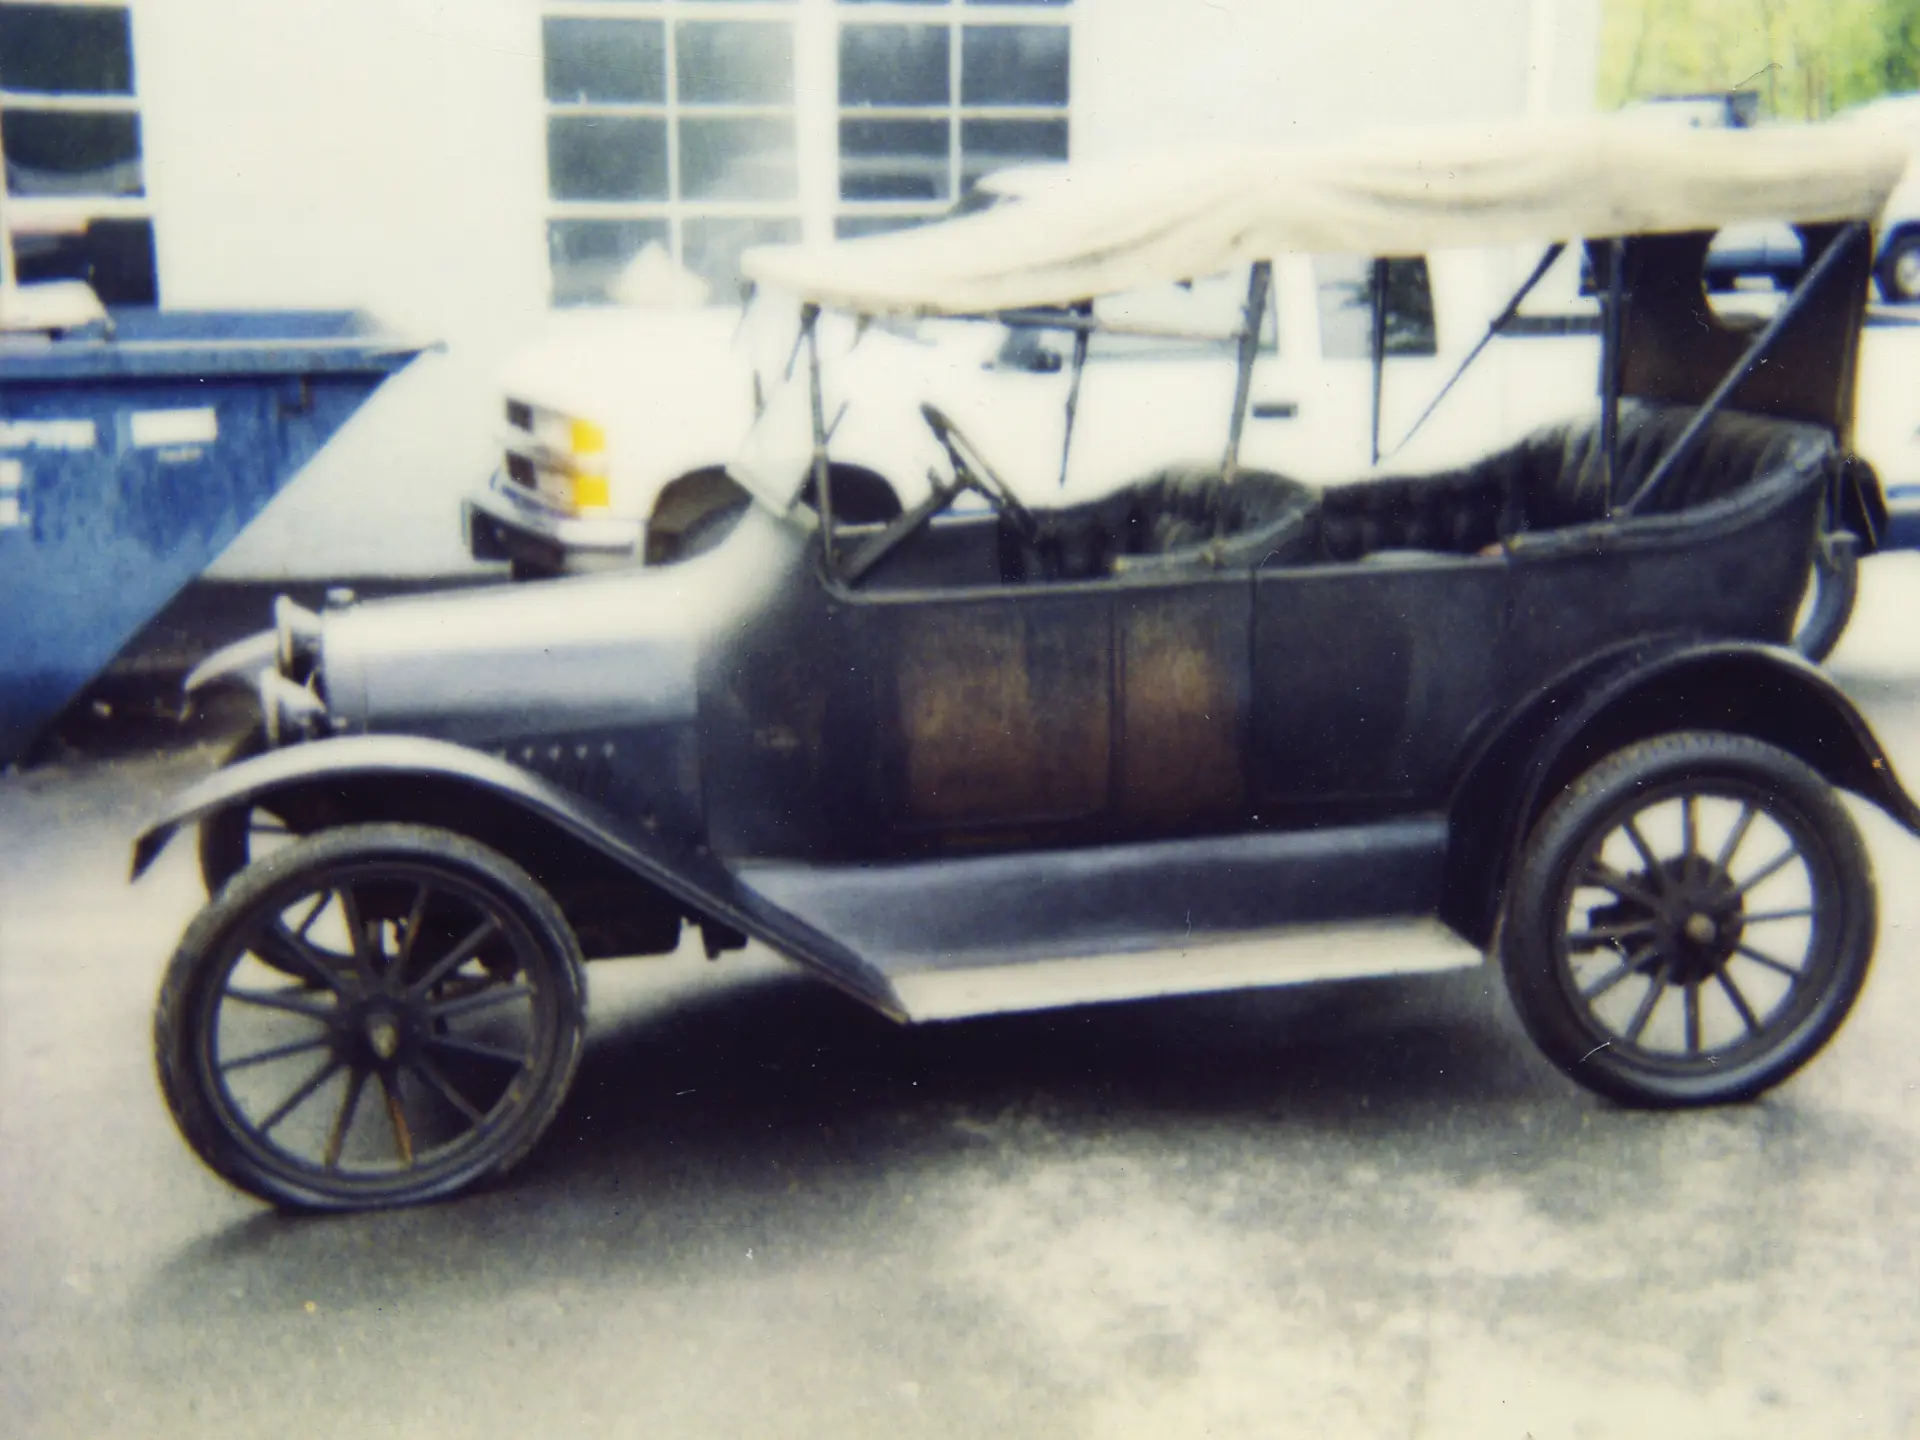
left=0, top=309, right=425, bottom=763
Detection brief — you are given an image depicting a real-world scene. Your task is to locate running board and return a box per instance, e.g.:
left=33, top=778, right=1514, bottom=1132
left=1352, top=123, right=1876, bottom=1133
left=888, top=919, right=1484, bottom=1023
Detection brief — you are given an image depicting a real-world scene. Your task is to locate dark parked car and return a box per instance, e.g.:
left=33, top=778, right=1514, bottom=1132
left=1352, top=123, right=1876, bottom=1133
left=139, top=117, right=1916, bottom=1210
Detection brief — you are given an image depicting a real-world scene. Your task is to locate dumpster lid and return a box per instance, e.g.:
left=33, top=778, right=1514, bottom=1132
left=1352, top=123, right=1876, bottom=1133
left=0, top=307, right=429, bottom=382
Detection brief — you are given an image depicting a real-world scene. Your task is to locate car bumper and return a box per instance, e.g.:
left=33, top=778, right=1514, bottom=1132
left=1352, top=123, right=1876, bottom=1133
left=464, top=475, right=641, bottom=571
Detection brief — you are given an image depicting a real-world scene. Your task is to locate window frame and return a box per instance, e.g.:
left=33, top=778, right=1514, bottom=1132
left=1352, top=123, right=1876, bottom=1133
left=538, top=0, right=1074, bottom=304
left=541, top=0, right=806, bottom=306
left=833, top=0, right=1072, bottom=236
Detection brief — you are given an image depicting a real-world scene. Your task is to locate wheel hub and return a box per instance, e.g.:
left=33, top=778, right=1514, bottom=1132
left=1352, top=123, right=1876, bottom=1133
left=333, top=998, right=421, bottom=1067
left=365, top=1013, right=401, bottom=1061
left=1635, top=855, right=1745, bottom=985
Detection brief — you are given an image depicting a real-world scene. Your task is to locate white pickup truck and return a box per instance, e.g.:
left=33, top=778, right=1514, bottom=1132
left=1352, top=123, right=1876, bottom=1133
left=464, top=229, right=1604, bottom=579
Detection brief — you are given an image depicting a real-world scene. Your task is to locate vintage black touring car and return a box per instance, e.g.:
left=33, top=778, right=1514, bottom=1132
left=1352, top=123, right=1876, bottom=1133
left=140, top=116, right=1920, bottom=1209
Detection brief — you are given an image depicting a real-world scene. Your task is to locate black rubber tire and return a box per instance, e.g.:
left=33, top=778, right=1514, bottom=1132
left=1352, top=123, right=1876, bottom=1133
left=197, top=726, right=273, bottom=897
left=1500, top=732, right=1875, bottom=1108
left=155, top=824, right=588, bottom=1210
left=1877, top=232, right=1920, bottom=304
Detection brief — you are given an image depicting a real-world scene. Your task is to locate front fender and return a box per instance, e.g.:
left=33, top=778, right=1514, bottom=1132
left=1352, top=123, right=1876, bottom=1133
left=183, top=629, right=275, bottom=697
left=1444, top=637, right=1920, bottom=944
left=131, top=734, right=902, bottom=1018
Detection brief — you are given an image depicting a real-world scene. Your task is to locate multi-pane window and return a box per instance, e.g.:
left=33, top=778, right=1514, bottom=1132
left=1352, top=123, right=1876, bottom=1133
left=539, top=0, right=1071, bottom=304
left=543, top=2, right=802, bottom=307
left=0, top=1, right=155, bottom=304
left=836, top=0, right=1070, bottom=238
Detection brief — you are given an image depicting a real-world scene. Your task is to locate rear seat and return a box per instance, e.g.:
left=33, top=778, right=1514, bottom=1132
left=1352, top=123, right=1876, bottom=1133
left=1018, top=403, right=1833, bottom=580
left=1307, top=401, right=1835, bottom=563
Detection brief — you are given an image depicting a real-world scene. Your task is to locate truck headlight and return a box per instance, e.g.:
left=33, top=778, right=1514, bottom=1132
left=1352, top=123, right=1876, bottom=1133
left=502, top=401, right=612, bottom=515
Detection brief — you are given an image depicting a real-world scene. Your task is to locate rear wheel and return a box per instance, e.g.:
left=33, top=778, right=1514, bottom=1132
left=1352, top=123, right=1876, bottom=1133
left=155, top=824, right=588, bottom=1209
left=1501, top=732, right=1874, bottom=1107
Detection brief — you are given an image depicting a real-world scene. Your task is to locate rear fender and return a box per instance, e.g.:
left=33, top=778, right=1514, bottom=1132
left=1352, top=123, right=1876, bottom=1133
left=1443, top=639, right=1920, bottom=945
left=131, top=734, right=902, bottom=1017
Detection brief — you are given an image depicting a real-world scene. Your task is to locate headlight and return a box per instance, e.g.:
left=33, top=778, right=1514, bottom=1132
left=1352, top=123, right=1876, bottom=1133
left=257, top=668, right=329, bottom=744
left=503, top=399, right=612, bottom=515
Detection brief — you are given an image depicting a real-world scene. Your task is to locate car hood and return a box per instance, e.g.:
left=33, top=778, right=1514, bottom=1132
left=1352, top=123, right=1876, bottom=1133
left=321, top=507, right=803, bottom=743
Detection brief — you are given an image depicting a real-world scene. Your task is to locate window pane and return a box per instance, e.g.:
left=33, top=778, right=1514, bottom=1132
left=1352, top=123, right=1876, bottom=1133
left=680, top=116, right=797, bottom=200
left=1314, top=256, right=1438, bottom=359
left=548, top=218, right=670, bottom=307
left=684, top=215, right=799, bottom=303
left=546, top=115, right=667, bottom=201
left=676, top=22, right=793, bottom=106
left=0, top=4, right=134, bottom=94
left=959, top=117, right=1065, bottom=187
left=11, top=216, right=155, bottom=304
left=840, top=117, right=949, bottom=201
left=543, top=18, right=664, bottom=104
left=1090, top=272, right=1272, bottom=359
left=839, top=25, right=949, bottom=107
left=962, top=25, right=1068, bottom=106
left=2, top=109, right=142, bottom=197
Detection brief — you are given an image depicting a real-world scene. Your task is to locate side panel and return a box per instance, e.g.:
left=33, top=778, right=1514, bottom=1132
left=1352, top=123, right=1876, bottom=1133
left=1251, top=557, right=1508, bottom=808
left=1501, top=499, right=1819, bottom=699
left=1115, top=581, right=1251, bottom=826
left=884, top=594, right=1113, bottom=829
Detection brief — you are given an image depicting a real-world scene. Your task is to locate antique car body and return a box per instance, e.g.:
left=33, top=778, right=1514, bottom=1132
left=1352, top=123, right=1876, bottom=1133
left=140, top=116, right=1920, bottom=1210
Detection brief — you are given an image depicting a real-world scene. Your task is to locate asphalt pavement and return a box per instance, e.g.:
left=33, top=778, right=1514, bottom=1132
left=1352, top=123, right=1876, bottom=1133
left=7, top=561, right=1920, bottom=1439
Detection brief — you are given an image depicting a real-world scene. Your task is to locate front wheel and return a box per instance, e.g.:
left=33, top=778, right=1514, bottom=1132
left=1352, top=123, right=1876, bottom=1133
left=155, top=824, right=588, bottom=1209
left=1500, top=732, right=1875, bottom=1107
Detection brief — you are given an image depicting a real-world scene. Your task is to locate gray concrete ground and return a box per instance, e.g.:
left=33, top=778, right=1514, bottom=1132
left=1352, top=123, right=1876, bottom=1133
left=8, top=564, right=1920, bottom=1440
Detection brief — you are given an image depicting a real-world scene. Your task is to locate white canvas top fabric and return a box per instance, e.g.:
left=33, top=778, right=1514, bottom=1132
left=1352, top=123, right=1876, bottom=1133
left=742, top=115, right=1910, bottom=317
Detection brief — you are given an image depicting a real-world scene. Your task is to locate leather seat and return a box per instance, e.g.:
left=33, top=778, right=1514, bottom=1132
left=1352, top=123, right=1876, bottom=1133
left=1511, top=401, right=1833, bottom=530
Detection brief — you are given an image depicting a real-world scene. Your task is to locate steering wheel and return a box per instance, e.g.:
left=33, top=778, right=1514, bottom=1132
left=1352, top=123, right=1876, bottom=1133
left=920, top=402, right=1040, bottom=544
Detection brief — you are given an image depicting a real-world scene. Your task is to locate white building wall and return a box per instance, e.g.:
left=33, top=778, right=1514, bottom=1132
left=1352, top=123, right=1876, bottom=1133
left=118, top=0, right=1595, bottom=579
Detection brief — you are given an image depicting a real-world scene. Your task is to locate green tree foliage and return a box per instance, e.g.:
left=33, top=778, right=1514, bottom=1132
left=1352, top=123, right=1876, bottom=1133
left=1600, top=0, right=1913, bottom=118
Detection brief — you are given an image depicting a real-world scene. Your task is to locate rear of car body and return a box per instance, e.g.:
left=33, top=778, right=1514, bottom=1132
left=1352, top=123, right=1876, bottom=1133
left=139, top=115, right=1920, bottom=1210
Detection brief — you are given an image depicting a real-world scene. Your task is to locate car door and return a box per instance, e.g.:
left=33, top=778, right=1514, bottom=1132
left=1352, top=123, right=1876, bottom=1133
left=1250, top=553, right=1509, bottom=812
left=857, top=582, right=1115, bottom=844
left=838, top=556, right=1255, bottom=851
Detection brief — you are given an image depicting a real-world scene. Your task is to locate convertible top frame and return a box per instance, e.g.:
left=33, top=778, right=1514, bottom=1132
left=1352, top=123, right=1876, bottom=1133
left=800, top=215, right=1876, bottom=563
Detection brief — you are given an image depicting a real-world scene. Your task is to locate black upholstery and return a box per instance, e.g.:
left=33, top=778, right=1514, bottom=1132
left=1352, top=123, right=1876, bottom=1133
left=1002, top=402, right=1834, bottom=581
left=1017, top=464, right=1318, bottom=580
left=1509, top=401, right=1835, bottom=529
left=1306, top=401, right=1836, bottom=564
